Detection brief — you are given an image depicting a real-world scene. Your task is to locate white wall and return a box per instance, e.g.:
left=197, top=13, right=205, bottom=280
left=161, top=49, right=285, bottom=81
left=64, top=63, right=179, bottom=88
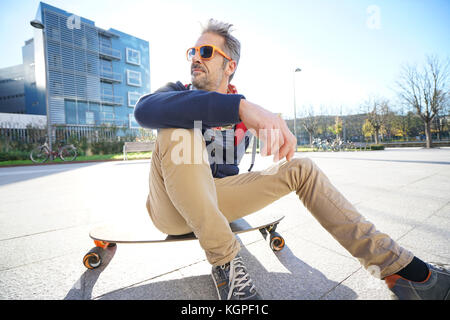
left=0, top=112, right=46, bottom=129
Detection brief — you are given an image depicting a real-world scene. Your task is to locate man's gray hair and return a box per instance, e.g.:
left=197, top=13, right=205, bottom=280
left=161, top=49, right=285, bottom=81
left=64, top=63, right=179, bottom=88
left=201, top=18, right=241, bottom=81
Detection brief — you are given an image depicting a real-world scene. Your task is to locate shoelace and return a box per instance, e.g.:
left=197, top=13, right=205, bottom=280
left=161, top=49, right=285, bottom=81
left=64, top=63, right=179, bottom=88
left=227, top=256, right=256, bottom=299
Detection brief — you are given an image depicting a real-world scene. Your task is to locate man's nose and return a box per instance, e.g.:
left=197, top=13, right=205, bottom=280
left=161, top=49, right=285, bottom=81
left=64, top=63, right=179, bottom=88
left=192, top=49, right=202, bottom=63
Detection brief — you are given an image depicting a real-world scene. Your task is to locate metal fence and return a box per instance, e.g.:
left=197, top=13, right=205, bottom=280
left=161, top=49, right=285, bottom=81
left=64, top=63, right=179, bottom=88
left=0, top=124, right=150, bottom=146
left=55, top=125, right=123, bottom=142
left=0, top=126, right=46, bottom=145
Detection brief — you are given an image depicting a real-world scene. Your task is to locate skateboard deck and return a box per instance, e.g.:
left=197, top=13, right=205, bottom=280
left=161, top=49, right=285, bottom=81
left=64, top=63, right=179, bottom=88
left=83, top=216, right=285, bottom=269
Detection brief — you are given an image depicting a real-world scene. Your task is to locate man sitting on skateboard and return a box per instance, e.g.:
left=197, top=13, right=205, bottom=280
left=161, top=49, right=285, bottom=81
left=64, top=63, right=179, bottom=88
left=134, top=19, right=450, bottom=300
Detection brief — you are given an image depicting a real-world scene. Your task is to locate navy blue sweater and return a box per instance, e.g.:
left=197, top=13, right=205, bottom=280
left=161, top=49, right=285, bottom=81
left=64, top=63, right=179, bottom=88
left=134, top=81, right=244, bottom=129
left=134, top=82, right=251, bottom=178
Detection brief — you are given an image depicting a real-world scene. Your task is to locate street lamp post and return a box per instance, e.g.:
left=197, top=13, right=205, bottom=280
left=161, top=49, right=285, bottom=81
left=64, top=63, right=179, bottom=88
left=30, top=19, right=53, bottom=159
left=293, top=67, right=301, bottom=146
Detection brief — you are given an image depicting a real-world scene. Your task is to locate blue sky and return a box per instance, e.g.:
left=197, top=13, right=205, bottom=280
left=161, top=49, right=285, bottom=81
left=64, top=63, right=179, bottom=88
left=1, top=0, right=449, bottom=117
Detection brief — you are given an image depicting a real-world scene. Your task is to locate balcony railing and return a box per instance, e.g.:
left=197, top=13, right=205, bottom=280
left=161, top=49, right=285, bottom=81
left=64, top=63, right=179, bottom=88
left=100, top=69, right=122, bottom=83
left=99, top=45, right=121, bottom=60
left=101, top=94, right=123, bottom=106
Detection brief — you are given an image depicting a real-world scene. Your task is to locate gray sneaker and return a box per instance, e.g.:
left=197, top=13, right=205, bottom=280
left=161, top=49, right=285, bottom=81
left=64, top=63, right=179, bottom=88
left=211, top=254, right=262, bottom=300
left=385, top=262, right=450, bottom=300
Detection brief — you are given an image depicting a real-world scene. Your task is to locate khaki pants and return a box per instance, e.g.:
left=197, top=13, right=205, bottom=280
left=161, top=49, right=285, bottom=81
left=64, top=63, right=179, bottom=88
left=146, top=128, right=413, bottom=278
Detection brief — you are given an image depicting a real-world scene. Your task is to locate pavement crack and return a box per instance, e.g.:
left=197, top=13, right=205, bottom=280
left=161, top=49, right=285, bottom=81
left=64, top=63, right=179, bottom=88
left=319, top=266, right=362, bottom=300
left=396, top=199, right=450, bottom=243
left=0, top=226, right=78, bottom=242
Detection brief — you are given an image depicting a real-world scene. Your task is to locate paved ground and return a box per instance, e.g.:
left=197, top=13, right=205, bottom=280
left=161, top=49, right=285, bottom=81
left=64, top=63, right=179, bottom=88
left=0, top=147, right=449, bottom=300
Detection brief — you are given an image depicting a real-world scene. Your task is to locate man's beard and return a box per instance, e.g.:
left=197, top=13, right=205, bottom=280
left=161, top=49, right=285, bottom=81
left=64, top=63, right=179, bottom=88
left=192, top=74, right=211, bottom=91
left=191, top=65, right=224, bottom=91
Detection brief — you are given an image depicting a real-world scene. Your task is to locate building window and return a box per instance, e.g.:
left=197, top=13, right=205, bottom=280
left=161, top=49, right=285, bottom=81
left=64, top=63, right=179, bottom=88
left=102, top=112, right=115, bottom=122
left=127, top=92, right=141, bottom=107
left=99, top=36, right=112, bottom=49
left=65, top=100, right=77, bottom=124
left=86, top=111, right=95, bottom=125
left=126, top=70, right=142, bottom=87
left=101, top=82, right=114, bottom=97
left=126, top=48, right=141, bottom=66
left=100, top=59, right=112, bottom=73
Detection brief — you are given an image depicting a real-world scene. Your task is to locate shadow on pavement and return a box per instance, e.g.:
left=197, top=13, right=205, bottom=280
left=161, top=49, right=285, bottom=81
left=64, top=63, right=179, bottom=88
left=0, top=162, right=103, bottom=187
left=65, top=241, right=357, bottom=300
left=270, top=245, right=356, bottom=299
left=64, top=245, right=117, bottom=300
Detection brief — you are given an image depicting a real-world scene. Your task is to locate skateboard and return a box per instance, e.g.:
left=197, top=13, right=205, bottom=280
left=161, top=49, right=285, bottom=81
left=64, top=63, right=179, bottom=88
left=83, top=216, right=285, bottom=269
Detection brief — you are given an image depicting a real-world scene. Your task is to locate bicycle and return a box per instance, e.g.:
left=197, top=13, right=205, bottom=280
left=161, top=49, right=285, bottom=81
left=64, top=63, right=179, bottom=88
left=331, top=138, right=344, bottom=152
left=30, top=139, right=78, bottom=163
left=311, top=138, right=330, bottom=152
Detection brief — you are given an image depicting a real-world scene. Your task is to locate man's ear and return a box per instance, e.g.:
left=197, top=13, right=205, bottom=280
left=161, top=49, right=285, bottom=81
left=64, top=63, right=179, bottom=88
left=226, top=60, right=237, bottom=78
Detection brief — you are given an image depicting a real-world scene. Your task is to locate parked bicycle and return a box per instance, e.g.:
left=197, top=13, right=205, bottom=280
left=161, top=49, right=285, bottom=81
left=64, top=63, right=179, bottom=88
left=311, top=138, right=330, bottom=151
left=312, top=137, right=359, bottom=152
left=30, top=139, right=77, bottom=163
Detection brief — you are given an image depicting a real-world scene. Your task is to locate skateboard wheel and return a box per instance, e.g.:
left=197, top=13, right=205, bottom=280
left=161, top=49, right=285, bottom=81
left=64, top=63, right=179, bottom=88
left=83, top=247, right=103, bottom=269
left=269, top=232, right=285, bottom=251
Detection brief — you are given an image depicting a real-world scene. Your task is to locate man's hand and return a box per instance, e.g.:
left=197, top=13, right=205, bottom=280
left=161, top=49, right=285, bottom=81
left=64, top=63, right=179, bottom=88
left=239, top=99, right=297, bottom=162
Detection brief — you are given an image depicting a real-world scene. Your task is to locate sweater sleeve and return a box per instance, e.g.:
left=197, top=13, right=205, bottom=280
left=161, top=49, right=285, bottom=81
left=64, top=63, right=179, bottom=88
left=134, top=82, right=244, bottom=129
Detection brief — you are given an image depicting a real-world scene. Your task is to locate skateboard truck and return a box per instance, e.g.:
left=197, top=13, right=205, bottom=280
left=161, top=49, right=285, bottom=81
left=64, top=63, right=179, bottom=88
left=259, top=222, right=285, bottom=251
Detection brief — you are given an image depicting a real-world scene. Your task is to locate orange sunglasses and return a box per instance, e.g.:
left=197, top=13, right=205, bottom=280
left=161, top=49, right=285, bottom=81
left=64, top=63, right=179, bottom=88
left=186, top=44, right=231, bottom=61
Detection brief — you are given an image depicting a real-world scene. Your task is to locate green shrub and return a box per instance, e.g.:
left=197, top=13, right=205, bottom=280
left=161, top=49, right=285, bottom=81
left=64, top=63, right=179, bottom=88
left=68, top=136, right=88, bottom=156
left=0, top=151, right=30, bottom=161
left=370, top=144, right=385, bottom=150
left=90, top=141, right=124, bottom=155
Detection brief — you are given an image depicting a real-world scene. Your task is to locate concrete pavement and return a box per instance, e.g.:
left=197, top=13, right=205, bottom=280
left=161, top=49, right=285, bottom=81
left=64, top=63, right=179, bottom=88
left=0, top=147, right=449, bottom=300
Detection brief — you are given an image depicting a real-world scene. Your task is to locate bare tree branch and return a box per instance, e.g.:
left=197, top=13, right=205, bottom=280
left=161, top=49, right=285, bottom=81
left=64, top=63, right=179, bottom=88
left=395, top=55, right=450, bottom=147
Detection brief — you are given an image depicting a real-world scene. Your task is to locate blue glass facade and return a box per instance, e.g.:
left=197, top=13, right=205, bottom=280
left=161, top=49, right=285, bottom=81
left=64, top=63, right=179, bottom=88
left=32, top=2, right=150, bottom=128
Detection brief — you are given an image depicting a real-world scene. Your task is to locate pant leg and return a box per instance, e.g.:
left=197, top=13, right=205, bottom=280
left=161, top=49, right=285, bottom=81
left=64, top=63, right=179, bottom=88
left=146, top=128, right=240, bottom=267
left=147, top=127, right=413, bottom=277
left=214, top=157, right=414, bottom=279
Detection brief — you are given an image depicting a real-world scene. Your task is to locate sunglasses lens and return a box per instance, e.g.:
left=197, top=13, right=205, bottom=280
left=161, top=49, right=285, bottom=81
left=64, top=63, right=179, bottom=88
left=200, top=46, right=213, bottom=59
left=187, top=48, right=196, bottom=60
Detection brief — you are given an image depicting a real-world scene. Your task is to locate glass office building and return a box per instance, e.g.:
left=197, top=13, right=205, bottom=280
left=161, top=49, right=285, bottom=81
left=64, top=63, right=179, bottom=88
left=30, top=2, right=150, bottom=129
left=0, top=64, right=26, bottom=114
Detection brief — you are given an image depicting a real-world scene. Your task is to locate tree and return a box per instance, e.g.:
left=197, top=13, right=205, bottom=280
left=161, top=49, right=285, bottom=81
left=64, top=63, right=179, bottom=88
left=362, top=96, right=390, bottom=144
left=389, top=114, right=406, bottom=140
left=335, top=116, right=343, bottom=139
left=362, top=119, right=374, bottom=142
left=299, top=105, right=319, bottom=144
left=344, top=113, right=366, bottom=142
left=382, top=109, right=398, bottom=141
left=328, top=116, right=343, bottom=139
left=396, top=55, right=450, bottom=148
